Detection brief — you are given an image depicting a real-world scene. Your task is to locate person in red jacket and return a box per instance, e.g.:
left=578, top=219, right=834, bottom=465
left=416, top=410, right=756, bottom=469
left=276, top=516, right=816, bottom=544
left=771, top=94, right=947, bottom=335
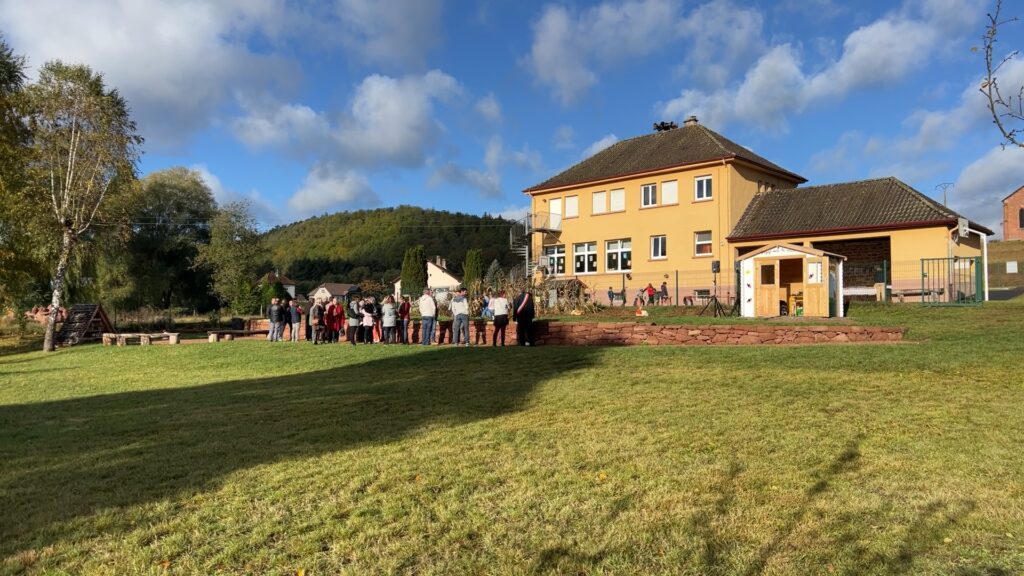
left=325, top=297, right=341, bottom=343
left=398, top=295, right=412, bottom=344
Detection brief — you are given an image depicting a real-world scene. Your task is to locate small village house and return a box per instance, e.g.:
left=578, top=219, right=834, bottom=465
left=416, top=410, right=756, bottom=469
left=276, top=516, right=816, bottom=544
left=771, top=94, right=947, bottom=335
left=308, top=282, right=360, bottom=303
left=258, top=272, right=297, bottom=299
left=393, top=256, right=462, bottom=301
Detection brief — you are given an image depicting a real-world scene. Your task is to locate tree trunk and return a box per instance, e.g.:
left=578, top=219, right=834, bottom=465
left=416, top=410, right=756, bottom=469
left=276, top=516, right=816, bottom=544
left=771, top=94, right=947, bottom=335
left=42, top=228, right=76, bottom=352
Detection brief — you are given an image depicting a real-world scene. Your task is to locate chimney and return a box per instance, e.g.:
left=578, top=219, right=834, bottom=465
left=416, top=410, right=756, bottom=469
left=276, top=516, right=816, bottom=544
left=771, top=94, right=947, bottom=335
left=683, top=115, right=699, bottom=126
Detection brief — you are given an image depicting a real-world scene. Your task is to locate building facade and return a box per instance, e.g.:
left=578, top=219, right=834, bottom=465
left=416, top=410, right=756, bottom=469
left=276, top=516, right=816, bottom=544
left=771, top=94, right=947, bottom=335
left=1003, top=185, right=1024, bottom=241
left=524, top=117, right=803, bottom=304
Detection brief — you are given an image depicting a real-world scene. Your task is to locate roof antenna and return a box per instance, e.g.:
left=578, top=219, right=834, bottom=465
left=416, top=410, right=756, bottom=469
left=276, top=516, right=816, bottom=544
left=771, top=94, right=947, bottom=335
left=653, top=121, right=678, bottom=132
left=935, top=182, right=953, bottom=207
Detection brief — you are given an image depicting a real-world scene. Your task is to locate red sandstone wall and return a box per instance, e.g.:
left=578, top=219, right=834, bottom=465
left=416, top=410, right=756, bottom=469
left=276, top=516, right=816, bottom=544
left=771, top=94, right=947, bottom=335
left=1005, top=188, right=1024, bottom=241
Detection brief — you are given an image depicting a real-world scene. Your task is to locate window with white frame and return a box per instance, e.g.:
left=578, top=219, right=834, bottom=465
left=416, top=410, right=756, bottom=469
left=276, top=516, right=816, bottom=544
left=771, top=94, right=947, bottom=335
left=695, top=176, right=713, bottom=200
left=544, top=245, right=566, bottom=275
left=592, top=191, right=607, bottom=214
left=651, top=235, right=667, bottom=259
left=606, top=239, right=632, bottom=271
left=641, top=183, right=657, bottom=207
left=609, top=188, right=625, bottom=211
left=661, top=180, right=678, bottom=204
left=565, top=195, right=579, bottom=218
left=694, top=231, right=713, bottom=255
left=573, top=242, right=598, bottom=274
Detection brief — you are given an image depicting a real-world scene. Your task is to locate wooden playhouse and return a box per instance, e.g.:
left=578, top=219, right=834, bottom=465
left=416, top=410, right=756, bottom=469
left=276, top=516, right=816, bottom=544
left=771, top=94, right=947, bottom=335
left=738, top=243, right=845, bottom=318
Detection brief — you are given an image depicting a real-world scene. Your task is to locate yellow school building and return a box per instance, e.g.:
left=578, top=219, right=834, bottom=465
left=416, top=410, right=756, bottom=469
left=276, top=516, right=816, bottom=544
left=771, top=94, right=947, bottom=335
left=523, top=117, right=992, bottom=308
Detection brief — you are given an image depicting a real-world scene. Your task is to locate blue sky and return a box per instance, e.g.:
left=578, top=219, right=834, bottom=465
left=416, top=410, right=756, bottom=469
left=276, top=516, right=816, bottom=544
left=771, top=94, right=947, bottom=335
left=3, top=0, right=1023, bottom=234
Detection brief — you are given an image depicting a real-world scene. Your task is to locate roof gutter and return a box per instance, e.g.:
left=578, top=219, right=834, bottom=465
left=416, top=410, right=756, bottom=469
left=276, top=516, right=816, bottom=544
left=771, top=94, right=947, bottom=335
left=727, top=219, right=960, bottom=243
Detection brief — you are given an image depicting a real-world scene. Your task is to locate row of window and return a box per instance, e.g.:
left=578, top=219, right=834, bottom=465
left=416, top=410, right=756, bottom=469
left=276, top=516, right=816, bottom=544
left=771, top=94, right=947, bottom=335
left=556, top=176, right=713, bottom=219
left=543, top=232, right=714, bottom=275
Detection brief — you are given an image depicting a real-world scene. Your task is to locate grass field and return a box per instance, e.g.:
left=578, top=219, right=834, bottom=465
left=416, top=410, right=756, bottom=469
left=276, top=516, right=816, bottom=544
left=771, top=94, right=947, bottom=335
left=1, top=302, right=1023, bottom=575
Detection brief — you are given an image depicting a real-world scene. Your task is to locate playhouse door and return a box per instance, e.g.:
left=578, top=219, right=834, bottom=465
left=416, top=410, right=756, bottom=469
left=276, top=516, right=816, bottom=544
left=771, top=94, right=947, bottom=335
left=804, top=257, right=825, bottom=316
left=755, top=261, right=780, bottom=317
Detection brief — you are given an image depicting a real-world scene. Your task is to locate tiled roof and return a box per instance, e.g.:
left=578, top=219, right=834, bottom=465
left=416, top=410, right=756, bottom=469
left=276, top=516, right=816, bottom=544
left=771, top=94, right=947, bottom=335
left=729, top=177, right=994, bottom=240
left=314, top=282, right=360, bottom=295
left=524, top=122, right=805, bottom=192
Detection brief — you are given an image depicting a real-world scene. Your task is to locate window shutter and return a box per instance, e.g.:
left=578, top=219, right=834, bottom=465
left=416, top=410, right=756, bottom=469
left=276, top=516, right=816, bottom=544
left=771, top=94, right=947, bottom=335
left=662, top=180, right=678, bottom=204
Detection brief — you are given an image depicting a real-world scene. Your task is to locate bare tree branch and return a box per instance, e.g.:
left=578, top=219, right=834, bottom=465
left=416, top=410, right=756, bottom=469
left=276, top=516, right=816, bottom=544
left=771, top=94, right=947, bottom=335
left=980, top=0, right=1023, bottom=148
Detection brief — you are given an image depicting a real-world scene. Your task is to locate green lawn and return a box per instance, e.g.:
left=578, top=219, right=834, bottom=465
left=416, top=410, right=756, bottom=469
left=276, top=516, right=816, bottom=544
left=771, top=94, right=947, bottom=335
left=1, top=303, right=1023, bottom=575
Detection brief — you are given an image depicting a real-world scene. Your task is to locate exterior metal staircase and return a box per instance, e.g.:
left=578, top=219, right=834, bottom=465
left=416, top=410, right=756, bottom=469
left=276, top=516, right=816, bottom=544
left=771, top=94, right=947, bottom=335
left=509, top=212, right=561, bottom=278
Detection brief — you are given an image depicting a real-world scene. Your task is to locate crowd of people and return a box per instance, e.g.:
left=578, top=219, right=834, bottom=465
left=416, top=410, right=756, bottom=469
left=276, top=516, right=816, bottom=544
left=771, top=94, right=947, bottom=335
left=291, top=287, right=536, bottom=347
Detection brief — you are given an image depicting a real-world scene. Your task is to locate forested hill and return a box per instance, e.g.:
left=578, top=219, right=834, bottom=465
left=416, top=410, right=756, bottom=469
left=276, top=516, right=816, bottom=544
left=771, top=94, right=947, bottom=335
left=262, top=206, right=521, bottom=292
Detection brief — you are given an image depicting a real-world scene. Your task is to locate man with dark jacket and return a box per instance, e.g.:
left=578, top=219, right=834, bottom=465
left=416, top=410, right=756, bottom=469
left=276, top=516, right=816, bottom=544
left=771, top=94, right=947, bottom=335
left=288, top=300, right=302, bottom=342
left=512, top=288, right=535, bottom=346
left=267, top=298, right=284, bottom=342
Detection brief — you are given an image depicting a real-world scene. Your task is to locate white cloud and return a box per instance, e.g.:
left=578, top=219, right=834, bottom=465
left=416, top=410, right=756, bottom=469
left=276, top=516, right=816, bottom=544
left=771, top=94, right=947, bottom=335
left=1, top=0, right=295, bottom=150
left=231, top=94, right=330, bottom=151
left=497, top=205, right=529, bottom=221
left=951, top=146, right=1024, bottom=236
left=429, top=136, right=544, bottom=198
left=335, top=0, right=444, bottom=69
left=582, top=134, right=619, bottom=158
left=657, top=0, right=985, bottom=130
left=231, top=70, right=462, bottom=168
left=191, top=164, right=282, bottom=226
left=525, top=0, right=680, bottom=104
left=337, top=70, right=463, bottom=167
left=677, top=0, right=765, bottom=89
left=288, top=164, right=379, bottom=217
left=475, top=93, right=502, bottom=123
left=553, top=125, right=576, bottom=150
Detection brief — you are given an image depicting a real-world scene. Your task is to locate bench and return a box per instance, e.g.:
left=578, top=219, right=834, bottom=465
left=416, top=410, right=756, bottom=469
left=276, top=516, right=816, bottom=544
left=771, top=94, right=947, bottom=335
left=893, top=287, right=944, bottom=303
left=207, top=329, right=269, bottom=343
left=103, top=332, right=181, bottom=346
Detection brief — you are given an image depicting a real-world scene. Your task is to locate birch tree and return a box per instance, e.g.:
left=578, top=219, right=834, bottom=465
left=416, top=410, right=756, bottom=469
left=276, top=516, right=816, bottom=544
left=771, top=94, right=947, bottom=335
left=24, top=62, right=142, bottom=351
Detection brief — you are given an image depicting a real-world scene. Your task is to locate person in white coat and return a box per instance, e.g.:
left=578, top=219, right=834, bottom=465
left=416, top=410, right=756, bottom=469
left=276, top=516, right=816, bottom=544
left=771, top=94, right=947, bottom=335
left=418, top=288, right=437, bottom=345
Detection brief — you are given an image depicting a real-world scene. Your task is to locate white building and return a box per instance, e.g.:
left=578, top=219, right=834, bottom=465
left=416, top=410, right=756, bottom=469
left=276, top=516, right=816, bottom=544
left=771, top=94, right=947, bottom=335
left=393, top=256, right=462, bottom=301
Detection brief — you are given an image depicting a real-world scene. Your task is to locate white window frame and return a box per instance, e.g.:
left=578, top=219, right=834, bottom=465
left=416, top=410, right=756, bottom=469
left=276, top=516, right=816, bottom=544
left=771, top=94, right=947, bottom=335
left=565, top=195, right=579, bottom=218
left=661, top=179, right=678, bottom=205
left=651, top=235, right=667, bottom=260
left=606, top=239, right=632, bottom=272
left=641, top=183, right=657, bottom=207
left=592, top=191, right=607, bottom=215
left=694, top=230, right=713, bottom=256
left=609, top=188, right=625, bottom=212
left=573, top=242, right=598, bottom=274
left=544, top=245, right=566, bottom=275
left=695, top=176, right=713, bottom=201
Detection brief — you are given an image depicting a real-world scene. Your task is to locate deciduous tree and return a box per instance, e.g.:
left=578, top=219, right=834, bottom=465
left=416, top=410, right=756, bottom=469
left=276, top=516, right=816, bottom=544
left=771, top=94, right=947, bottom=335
left=194, top=202, right=264, bottom=315
left=23, top=61, right=142, bottom=351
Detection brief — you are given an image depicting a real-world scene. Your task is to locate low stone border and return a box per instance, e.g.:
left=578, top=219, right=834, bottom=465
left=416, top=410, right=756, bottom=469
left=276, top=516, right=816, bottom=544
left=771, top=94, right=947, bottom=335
left=233, top=318, right=905, bottom=346
left=536, top=322, right=904, bottom=346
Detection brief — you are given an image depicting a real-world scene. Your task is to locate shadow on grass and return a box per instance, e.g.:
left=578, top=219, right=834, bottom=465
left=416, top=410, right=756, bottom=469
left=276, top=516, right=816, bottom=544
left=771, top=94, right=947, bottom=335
left=679, top=435, right=979, bottom=576
left=0, top=346, right=600, bottom=557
